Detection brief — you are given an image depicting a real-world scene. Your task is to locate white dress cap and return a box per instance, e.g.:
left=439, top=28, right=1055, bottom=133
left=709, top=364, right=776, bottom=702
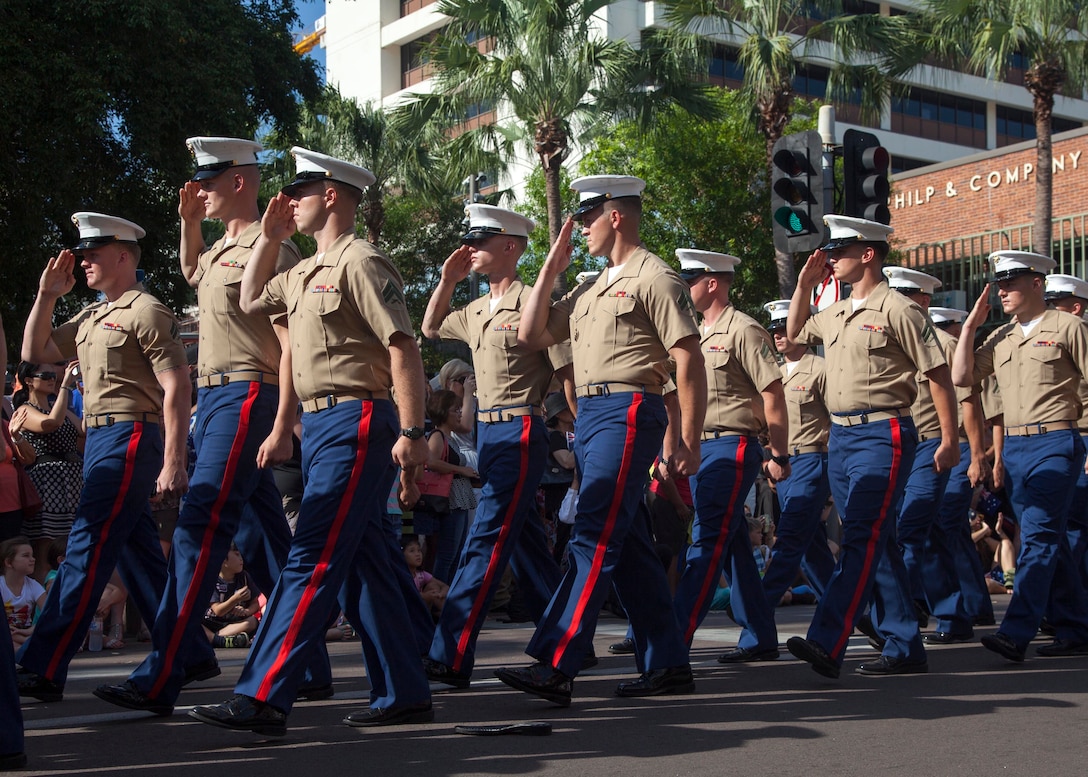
left=1044, top=273, right=1088, bottom=302
left=820, top=214, right=894, bottom=251
left=282, top=146, right=376, bottom=196
left=883, top=266, right=942, bottom=294
left=675, top=248, right=741, bottom=281
left=763, top=298, right=791, bottom=330
left=71, top=212, right=146, bottom=251
left=989, top=250, right=1056, bottom=281
left=186, top=136, right=263, bottom=180
left=461, top=204, right=535, bottom=243
left=570, top=175, right=645, bottom=220
left=928, top=307, right=968, bottom=326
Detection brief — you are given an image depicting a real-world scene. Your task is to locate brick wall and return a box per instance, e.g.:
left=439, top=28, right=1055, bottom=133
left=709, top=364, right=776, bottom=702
left=890, top=127, right=1088, bottom=252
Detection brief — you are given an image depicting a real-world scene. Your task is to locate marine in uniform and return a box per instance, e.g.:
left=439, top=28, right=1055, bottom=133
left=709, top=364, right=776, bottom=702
left=878, top=267, right=983, bottom=644
left=189, top=148, right=432, bottom=736
left=670, top=250, right=790, bottom=663
left=954, top=252, right=1088, bottom=661
left=1044, top=274, right=1088, bottom=602
left=18, top=213, right=190, bottom=701
left=95, top=137, right=333, bottom=715
left=922, top=307, right=997, bottom=631
left=497, top=175, right=707, bottom=705
left=750, top=299, right=836, bottom=624
left=784, top=215, right=959, bottom=678
left=420, top=204, right=568, bottom=688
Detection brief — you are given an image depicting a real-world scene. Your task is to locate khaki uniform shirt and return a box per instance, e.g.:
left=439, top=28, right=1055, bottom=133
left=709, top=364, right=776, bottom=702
left=782, top=351, right=830, bottom=450
left=701, top=305, right=780, bottom=435
left=980, top=375, right=1003, bottom=423
left=796, top=281, right=945, bottom=415
left=250, top=233, right=413, bottom=401
left=191, top=222, right=301, bottom=376
left=971, top=309, right=1088, bottom=428
left=544, top=247, right=699, bottom=388
left=438, top=280, right=556, bottom=410
left=912, top=326, right=972, bottom=436
left=52, top=286, right=187, bottom=416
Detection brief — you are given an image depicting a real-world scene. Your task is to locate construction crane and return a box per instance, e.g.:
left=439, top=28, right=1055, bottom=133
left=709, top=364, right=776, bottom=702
left=293, top=17, right=325, bottom=56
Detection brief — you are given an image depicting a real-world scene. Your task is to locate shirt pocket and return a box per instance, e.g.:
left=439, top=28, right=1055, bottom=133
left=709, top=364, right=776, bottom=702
left=1028, top=345, right=1063, bottom=384
left=208, top=268, right=244, bottom=315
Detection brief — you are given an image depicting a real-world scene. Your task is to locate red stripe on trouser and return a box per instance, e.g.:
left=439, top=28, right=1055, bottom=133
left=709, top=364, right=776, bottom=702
left=831, top=419, right=903, bottom=659
left=553, top=395, right=642, bottom=668
left=256, top=404, right=372, bottom=701
left=46, top=424, right=144, bottom=679
left=452, top=416, right=532, bottom=673
left=149, top=382, right=260, bottom=698
left=684, top=436, right=748, bottom=643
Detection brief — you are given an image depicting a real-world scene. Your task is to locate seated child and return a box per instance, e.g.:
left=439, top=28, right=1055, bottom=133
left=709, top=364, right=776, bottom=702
left=2, top=537, right=47, bottom=648
left=403, top=536, right=448, bottom=619
left=202, top=544, right=262, bottom=648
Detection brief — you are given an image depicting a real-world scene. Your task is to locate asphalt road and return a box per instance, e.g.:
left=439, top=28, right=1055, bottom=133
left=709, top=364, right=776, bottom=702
left=16, top=597, right=1088, bottom=776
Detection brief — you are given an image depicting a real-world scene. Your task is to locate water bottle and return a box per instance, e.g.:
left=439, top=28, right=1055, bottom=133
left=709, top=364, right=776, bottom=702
left=88, top=615, right=104, bottom=652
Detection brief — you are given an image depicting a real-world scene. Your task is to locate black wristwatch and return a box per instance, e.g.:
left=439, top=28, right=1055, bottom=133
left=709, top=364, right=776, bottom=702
left=770, top=453, right=791, bottom=467
left=400, top=426, right=425, bottom=440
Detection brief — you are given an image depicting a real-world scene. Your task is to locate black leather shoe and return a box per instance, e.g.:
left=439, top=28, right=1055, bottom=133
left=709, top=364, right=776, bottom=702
left=923, top=629, right=974, bottom=644
left=188, top=694, right=287, bottom=737
left=343, top=702, right=434, bottom=727
left=856, top=655, right=929, bottom=675
left=973, top=614, right=997, bottom=627
left=0, top=752, right=28, bottom=770
left=1035, top=639, right=1088, bottom=657
left=296, top=683, right=335, bottom=701
left=717, top=646, right=780, bottom=663
left=615, top=665, right=695, bottom=697
left=981, top=632, right=1025, bottom=663
left=854, top=614, right=885, bottom=651
left=494, top=663, right=573, bottom=707
left=423, top=658, right=471, bottom=689
left=94, top=680, right=173, bottom=715
left=786, top=636, right=840, bottom=679
left=17, top=669, right=63, bottom=702
left=182, top=658, right=221, bottom=687
left=581, top=651, right=599, bottom=670
left=913, top=600, right=931, bottom=630
left=608, top=638, right=635, bottom=654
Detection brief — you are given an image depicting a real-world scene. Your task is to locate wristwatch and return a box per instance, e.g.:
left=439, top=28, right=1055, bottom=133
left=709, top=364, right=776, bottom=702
left=400, top=426, right=425, bottom=440
left=770, top=453, right=791, bottom=467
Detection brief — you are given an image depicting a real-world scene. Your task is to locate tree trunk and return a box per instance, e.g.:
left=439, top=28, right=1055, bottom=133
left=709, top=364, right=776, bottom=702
left=537, top=117, right=569, bottom=297
left=1031, top=90, right=1054, bottom=257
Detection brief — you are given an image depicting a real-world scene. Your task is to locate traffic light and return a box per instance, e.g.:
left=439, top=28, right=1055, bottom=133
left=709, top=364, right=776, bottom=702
left=843, top=128, right=890, bottom=224
left=770, top=130, right=825, bottom=254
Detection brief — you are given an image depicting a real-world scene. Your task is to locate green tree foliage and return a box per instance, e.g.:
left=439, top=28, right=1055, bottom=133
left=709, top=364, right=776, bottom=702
left=0, top=0, right=318, bottom=356
left=576, top=91, right=818, bottom=319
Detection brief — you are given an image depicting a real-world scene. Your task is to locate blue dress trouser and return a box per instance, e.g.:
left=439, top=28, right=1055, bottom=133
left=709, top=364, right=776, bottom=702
left=674, top=434, right=773, bottom=651
left=1001, top=431, right=1088, bottom=650
left=233, top=399, right=429, bottom=714
left=0, top=602, right=23, bottom=756
left=924, top=441, right=990, bottom=630
left=128, top=382, right=330, bottom=703
left=430, top=415, right=559, bottom=675
left=807, top=417, right=923, bottom=666
left=892, top=437, right=952, bottom=609
left=761, top=451, right=835, bottom=606
left=17, top=422, right=167, bottom=684
left=1046, top=435, right=1088, bottom=625
left=526, top=392, right=688, bottom=678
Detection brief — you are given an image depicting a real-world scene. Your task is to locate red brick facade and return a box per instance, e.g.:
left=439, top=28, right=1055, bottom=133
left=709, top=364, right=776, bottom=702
left=890, top=127, right=1088, bottom=255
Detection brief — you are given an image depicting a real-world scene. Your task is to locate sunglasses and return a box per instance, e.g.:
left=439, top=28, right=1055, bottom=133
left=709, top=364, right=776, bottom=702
left=454, top=375, right=472, bottom=384
left=31, top=372, right=57, bottom=380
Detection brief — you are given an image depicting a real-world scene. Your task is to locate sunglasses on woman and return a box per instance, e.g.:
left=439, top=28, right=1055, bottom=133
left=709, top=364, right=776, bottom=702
left=32, top=371, right=58, bottom=380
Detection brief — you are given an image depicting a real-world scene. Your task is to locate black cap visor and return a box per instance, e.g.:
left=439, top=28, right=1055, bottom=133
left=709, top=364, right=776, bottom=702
left=72, top=236, right=138, bottom=252
left=460, top=226, right=505, bottom=245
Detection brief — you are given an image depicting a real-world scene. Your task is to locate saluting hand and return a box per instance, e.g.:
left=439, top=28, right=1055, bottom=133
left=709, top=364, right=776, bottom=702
left=797, top=249, right=831, bottom=292
left=178, top=181, right=207, bottom=224
left=544, top=217, right=576, bottom=276
left=441, top=244, right=474, bottom=283
left=261, top=192, right=298, bottom=243
left=964, top=284, right=992, bottom=331
left=39, top=250, right=77, bottom=299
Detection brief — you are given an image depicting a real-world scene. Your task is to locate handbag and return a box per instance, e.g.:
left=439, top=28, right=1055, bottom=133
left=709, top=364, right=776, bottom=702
left=3, top=422, right=43, bottom=517
left=414, top=432, right=453, bottom=515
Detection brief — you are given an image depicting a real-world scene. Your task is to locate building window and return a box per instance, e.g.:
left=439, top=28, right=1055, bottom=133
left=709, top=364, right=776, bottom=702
left=891, top=87, right=986, bottom=148
left=996, top=105, right=1082, bottom=147
left=794, top=63, right=875, bottom=127
left=401, top=33, right=437, bottom=89
left=401, top=0, right=437, bottom=17
left=890, top=156, right=932, bottom=174
left=707, top=45, right=744, bottom=89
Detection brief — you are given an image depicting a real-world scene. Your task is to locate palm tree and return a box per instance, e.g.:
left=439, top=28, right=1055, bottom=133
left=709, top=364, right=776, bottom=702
left=904, top=1, right=1088, bottom=256
left=398, top=0, right=719, bottom=293
left=665, top=1, right=911, bottom=296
